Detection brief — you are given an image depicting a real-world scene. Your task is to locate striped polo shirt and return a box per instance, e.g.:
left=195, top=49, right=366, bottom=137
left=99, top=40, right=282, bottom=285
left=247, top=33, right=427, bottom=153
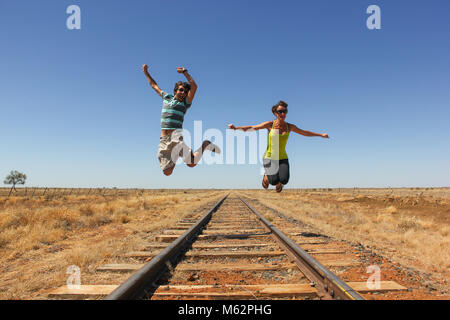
left=160, top=91, right=191, bottom=129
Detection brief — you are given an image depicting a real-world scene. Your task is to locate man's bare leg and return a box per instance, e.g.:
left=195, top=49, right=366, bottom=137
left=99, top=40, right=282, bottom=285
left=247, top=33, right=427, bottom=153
left=185, top=140, right=220, bottom=168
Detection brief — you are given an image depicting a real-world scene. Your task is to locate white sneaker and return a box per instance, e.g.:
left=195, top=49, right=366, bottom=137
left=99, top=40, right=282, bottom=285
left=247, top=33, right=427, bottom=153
left=205, top=142, right=221, bottom=154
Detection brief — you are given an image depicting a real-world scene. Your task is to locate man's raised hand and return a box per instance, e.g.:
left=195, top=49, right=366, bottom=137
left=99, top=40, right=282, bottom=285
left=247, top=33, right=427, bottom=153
left=142, top=64, right=162, bottom=95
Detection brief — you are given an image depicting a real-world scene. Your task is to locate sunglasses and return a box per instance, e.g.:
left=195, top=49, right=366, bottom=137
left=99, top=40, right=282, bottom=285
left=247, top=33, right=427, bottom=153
left=276, top=109, right=287, bottom=114
left=177, top=87, right=186, bottom=93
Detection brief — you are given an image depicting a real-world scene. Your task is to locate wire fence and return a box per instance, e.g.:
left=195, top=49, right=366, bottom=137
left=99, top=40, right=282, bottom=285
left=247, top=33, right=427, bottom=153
left=282, top=187, right=450, bottom=198
left=0, top=187, right=226, bottom=199
left=1, top=187, right=447, bottom=199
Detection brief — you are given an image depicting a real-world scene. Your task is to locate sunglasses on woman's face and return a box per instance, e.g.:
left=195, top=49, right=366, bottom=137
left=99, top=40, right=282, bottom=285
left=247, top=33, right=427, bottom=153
left=276, top=109, right=287, bottom=114
left=177, top=88, right=185, bottom=93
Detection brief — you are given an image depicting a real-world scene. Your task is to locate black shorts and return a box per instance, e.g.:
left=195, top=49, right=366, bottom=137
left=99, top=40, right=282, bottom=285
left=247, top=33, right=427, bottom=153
left=263, top=158, right=290, bottom=185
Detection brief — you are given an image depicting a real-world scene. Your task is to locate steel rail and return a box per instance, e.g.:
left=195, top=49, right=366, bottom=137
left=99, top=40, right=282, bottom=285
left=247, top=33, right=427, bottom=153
left=239, top=197, right=364, bottom=300
left=104, top=194, right=228, bottom=300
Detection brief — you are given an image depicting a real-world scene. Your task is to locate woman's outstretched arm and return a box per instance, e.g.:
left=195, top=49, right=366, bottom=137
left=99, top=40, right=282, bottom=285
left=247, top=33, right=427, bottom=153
left=228, top=121, right=272, bottom=131
left=289, top=123, right=329, bottom=138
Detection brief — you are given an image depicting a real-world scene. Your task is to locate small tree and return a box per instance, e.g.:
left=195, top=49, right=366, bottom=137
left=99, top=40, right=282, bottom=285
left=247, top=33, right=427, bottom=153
left=4, top=170, right=27, bottom=196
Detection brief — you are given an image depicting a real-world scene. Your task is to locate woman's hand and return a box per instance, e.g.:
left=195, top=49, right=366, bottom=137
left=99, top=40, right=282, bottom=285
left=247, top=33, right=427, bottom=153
left=142, top=64, right=149, bottom=73
left=322, top=133, right=329, bottom=138
left=177, top=67, right=187, bottom=74
left=228, top=124, right=236, bottom=130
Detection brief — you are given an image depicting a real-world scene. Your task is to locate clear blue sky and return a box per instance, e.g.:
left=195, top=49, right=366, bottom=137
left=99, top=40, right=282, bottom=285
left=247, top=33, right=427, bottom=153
left=1, top=0, right=449, bottom=189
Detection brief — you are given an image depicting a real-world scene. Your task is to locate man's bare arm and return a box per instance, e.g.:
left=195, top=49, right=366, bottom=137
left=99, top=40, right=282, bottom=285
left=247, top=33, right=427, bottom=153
left=228, top=121, right=272, bottom=131
left=177, top=67, right=197, bottom=103
left=143, top=64, right=162, bottom=96
left=289, top=123, right=329, bottom=138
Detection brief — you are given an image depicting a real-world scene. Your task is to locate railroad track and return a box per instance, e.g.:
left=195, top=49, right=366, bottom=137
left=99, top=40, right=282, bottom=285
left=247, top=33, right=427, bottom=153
left=49, top=194, right=406, bottom=300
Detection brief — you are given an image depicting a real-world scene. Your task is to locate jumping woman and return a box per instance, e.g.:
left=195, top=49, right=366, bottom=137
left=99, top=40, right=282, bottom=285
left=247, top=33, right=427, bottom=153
left=228, top=101, right=329, bottom=192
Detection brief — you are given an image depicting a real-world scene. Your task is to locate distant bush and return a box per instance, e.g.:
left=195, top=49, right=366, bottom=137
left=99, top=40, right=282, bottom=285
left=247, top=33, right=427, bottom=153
left=4, top=171, right=27, bottom=196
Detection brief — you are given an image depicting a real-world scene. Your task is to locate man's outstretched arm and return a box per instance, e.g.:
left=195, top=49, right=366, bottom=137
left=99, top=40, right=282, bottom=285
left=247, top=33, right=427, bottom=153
left=143, top=64, right=162, bottom=96
left=177, top=67, right=197, bottom=104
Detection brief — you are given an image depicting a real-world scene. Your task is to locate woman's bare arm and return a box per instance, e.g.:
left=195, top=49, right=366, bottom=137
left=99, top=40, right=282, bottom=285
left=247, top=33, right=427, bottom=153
left=228, top=121, right=272, bottom=131
left=289, top=123, right=329, bottom=138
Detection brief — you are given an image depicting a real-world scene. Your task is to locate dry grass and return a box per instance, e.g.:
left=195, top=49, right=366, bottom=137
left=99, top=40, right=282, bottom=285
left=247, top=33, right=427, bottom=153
left=241, top=189, right=450, bottom=279
left=2, top=187, right=447, bottom=299
left=0, top=190, right=226, bottom=299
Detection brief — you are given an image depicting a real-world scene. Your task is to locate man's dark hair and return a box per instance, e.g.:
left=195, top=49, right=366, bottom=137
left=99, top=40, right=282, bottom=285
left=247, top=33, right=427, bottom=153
left=271, top=100, right=288, bottom=114
left=174, top=81, right=191, bottom=95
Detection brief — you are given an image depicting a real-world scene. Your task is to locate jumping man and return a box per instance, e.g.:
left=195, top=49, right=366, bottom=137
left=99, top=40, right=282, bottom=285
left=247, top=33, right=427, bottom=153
left=142, top=64, right=220, bottom=176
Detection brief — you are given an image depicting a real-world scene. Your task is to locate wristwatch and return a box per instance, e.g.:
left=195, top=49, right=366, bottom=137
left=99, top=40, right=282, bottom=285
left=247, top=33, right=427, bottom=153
left=182, top=69, right=188, bottom=73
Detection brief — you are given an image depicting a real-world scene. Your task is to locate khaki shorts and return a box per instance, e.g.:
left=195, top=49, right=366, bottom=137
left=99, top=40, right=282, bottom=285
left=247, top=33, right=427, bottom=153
left=157, top=130, right=192, bottom=171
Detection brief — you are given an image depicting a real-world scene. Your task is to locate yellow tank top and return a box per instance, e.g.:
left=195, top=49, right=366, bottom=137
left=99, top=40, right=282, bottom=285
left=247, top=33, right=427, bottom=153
left=264, top=121, right=290, bottom=160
